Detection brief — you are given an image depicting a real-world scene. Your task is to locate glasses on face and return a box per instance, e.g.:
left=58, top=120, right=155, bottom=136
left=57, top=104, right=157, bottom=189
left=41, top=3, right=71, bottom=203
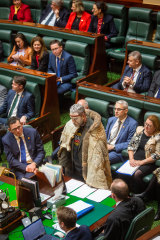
left=51, top=47, right=59, bottom=51
left=114, top=108, right=126, bottom=112
left=11, top=125, right=22, bottom=132
left=144, top=122, right=153, bottom=128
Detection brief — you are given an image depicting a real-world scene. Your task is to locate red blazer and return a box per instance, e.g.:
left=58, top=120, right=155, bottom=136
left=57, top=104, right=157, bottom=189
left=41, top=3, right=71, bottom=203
left=65, top=11, right=91, bottom=32
left=9, top=3, right=33, bottom=22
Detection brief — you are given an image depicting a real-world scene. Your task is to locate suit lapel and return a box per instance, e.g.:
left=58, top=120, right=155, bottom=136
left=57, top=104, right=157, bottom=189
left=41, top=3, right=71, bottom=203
left=23, top=128, right=32, bottom=154
left=60, top=51, right=65, bottom=74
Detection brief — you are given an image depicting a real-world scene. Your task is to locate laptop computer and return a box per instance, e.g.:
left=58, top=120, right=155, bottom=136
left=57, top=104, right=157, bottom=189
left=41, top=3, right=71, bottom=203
left=22, top=218, right=58, bottom=240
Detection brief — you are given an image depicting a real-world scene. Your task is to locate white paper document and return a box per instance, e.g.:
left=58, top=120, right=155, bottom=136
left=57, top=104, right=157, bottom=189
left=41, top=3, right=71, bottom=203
left=40, top=193, right=51, bottom=202
left=71, top=184, right=96, bottom=198
left=87, top=189, right=111, bottom=202
left=65, top=179, right=84, bottom=193
left=53, top=222, right=80, bottom=233
left=116, top=160, right=139, bottom=176
left=67, top=200, right=93, bottom=214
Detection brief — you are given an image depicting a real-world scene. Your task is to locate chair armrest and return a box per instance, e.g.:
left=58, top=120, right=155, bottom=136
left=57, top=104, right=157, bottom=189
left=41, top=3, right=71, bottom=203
left=111, top=162, right=123, bottom=171
left=156, top=159, right=160, bottom=167
left=122, top=149, right=128, bottom=158
left=110, top=36, right=125, bottom=45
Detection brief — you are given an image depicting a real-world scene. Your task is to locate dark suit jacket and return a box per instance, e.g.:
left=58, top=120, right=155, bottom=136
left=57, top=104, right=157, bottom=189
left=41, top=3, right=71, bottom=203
left=105, top=116, right=138, bottom=153
left=64, top=226, right=93, bottom=240
left=9, top=3, right=33, bottom=22
left=117, top=65, right=152, bottom=93
left=0, top=89, right=35, bottom=121
left=103, top=197, right=145, bottom=240
left=2, top=127, right=45, bottom=177
left=39, top=4, right=69, bottom=28
left=88, top=14, right=117, bottom=40
left=148, top=70, right=160, bottom=97
left=48, top=50, right=77, bottom=83
left=31, top=51, right=49, bottom=72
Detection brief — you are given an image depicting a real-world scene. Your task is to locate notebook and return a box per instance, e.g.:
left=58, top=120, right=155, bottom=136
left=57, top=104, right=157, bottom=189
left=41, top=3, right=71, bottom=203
left=22, top=218, right=58, bottom=240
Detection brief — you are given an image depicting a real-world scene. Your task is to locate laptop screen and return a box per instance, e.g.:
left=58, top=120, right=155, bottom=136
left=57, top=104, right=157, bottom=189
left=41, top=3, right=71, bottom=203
left=22, top=218, right=45, bottom=240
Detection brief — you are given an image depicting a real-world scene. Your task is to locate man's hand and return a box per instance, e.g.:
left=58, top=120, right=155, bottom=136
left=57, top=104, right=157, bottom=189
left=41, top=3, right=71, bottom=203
left=123, top=76, right=132, bottom=86
left=20, top=116, right=27, bottom=125
left=107, top=144, right=115, bottom=151
left=55, top=9, right=60, bottom=18
left=26, top=162, right=37, bottom=172
left=56, top=77, right=61, bottom=82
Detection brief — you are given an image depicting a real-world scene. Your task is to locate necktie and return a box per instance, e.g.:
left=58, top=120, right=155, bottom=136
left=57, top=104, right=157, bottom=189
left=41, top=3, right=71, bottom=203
left=45, top=12, right=54, bottom=25
left=156, top=88, right=160, bottom=98
left=57, top=57, right=61, bottom=86
left=8, top=94, right=19, bottom=118
left=109, top=120, right=121, bottom=144
left=124, top=70, right=136, bottom=92
left=19, top=137, right=26, bottom=164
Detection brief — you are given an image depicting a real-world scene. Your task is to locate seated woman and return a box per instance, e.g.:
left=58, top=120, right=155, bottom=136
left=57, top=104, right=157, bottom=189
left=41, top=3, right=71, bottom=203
left=118, top=115, right=160, bottom=193
left=7, top=33, right=31, bottom=67
left=65, top=0, right=91, bottom=32
left=9, top=0, right=33, bottom=22
left=88, top=2, right=117, bottom=48
left=30, top=36, right=49, bottom=72
left=135, top=169, right=160, bottom=221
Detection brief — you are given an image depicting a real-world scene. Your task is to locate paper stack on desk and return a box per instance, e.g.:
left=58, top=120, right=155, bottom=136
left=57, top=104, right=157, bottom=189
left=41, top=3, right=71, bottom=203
left=116, top=160, right=139, bottom=176
left=67, top=200, right=94, bottom=218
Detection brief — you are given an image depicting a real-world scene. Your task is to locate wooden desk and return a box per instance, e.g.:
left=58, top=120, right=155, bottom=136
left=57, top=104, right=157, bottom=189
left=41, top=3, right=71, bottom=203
left=137, top=225, right=160, bottom=240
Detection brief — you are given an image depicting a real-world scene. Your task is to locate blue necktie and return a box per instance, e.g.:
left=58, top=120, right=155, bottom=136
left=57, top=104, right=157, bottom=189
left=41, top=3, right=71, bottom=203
left=19, top=137, right=26, bottom=164
left=57, top=57, right=61, bottom=86
left=156, top=88, right=160, bottom=98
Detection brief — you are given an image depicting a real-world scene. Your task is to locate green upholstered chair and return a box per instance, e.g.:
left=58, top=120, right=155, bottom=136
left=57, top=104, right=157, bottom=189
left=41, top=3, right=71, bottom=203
left=0, top=8, right=10, bottom=20
left=83, top=1, right=95, bottom=14
left=108, top=7, right=153, bottom=62
left=124, top=207, right=155, bottom=240
left=153, top=11, right=160, bottom=44
left=0, top=30, right=12, bottom=62
left=64, top=40, right=90, bottom=101
left=23, top=0, right=42, bottom=23
left=144, top=111, right=160, bottom=122
left=0, top=75, right=12, bottom=89
left=0, top=0, right=11, bottom=7
left=18, top=31, right=37, bottom=45
left=25, top=81, right=41, bottom=119
left=85, top=97, right=110, bottom=128
left=106, top=3, right=127, bottom=49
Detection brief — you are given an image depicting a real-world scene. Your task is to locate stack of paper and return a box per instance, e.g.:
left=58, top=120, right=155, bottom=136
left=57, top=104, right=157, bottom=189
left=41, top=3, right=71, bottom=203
left=65, top=179, right=84, bottom=193
left=67, top=200, right=94, bottom=218
left=87, top=189, right=111, bottom=202
left=39, top=164, right=62, bottom=187
left=70, top=184, right=96, bottom=198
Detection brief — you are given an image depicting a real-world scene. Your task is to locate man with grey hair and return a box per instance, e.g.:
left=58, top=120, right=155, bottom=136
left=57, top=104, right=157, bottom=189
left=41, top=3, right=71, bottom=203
left=113, top=51, right=152, bottom=93
left=105, top=100, right=138, bottom=164
left=58, top=103, right=112, bottom=189
left=39, top=0, right=69, bottom=27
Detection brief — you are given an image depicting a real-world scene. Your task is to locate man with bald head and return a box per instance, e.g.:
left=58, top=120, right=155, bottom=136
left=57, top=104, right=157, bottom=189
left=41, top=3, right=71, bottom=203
left=102, top=179, right=145, bottom=240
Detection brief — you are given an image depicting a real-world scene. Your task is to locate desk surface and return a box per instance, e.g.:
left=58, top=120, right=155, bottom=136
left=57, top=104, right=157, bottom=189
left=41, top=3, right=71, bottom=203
left=0, top=176, right=115, bottom=239
left=137, top=225, right=160, bottom=240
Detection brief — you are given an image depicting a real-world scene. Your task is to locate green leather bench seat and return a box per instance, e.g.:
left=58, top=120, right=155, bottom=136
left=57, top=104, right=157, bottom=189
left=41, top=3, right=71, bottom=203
left=18, top=32, right=37, bottom=44
left=23, top=0, right=42, bottom=23
left=111, top=162, right=123, bottom=171
left=43, top=36, right=63, bottom=51
left=85, top=97, right=110, bottom=127
left=0, top=68, right=46, bottom=85
left=0, top=0, right=11, bottom=7
left=144, top=112, right=160, bottom=121
left=0, top=29, right=12, bottom=62
left=0, top=8, right=10, bottom=20
left=0, top=75, right=12, bottom=89
left=78, top=86, right=144, bottom=108
left=83, top=1, right=95, bottom=14
left=144, top=103, right=160, bottom=113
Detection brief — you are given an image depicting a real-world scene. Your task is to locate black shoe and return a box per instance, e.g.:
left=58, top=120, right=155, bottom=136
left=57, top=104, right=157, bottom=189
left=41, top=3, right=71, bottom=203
left=154, top=207, right=160, bottom=221
left=133, top=192, right=149, bottom=202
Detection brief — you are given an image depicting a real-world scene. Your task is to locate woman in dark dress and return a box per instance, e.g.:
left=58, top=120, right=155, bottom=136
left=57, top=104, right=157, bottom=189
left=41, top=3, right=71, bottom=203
left=118, top=115, right=160, bottom=193
left=30, top=36, right=49, bottom=72
left=88, top=2, right=117, bottom=48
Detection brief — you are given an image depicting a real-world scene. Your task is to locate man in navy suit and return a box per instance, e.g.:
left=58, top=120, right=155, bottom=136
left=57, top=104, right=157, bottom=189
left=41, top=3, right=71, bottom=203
left=148, top=70, right=160, bottom=98
left=2, top=117, right=45, bottom=179
left=48, top=40, right=77, bottom=95
left=105, top=100, right=138, bottom=164
left=0, top=75, right=35, bottom=125
left=39, top=0, right=69, bottom=28
left=113, top=51, right=152, bottom=94
left=57, top=206, right=93, bottom=240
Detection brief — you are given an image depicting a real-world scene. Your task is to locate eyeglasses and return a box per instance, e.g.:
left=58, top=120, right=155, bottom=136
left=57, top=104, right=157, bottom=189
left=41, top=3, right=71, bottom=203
left=114, top=108, right=126, bottom=111
left=11, top=125, right=22, bottom=132
left=144, top=122, right=153, bottom=128
left=51, top=47, right=59, bottom=51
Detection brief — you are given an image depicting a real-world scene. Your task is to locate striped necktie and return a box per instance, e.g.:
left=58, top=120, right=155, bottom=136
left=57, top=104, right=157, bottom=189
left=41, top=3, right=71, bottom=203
left=109, top=120, right=121, bottom=143
left=45, top=12, right=54, bottom=25
left=156, top=88, right=160, bottom=98
left=8, top=93, right=19, bottom=118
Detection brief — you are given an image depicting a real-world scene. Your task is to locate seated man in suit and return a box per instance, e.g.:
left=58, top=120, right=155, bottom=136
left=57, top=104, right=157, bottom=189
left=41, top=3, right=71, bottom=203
left=2, top=116, right=45, bottom=179
left=39, top=0, right=69, bottom=28
left=105, top=100, right=138, bottom=164
left=112, top=51, right=152, bottom=94
left=148, top=70, right=160, bottom=98
left=48, top=40, right=77, bottom=95
left=102, top=179, right=145, bottom=240
left=58, top=104, right=112, bottom=189
left=0, top=75, right=35, bottom=126
left=57, top=206, right=93, bottom=240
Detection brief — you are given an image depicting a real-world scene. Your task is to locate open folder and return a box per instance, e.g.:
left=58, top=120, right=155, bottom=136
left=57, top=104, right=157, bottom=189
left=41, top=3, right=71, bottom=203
left=67, top=200, right=94, bottom=219
left=116, top=160, right=139, bottom=176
